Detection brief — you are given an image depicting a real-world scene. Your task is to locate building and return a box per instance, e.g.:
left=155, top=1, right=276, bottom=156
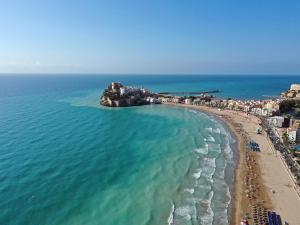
left=290, top=84, right=300, bottom=92
left=184, top=98, right=192, bottom=104
left=288, top=129, right=300, bottom=142
left=120, top=87, right=127, bottom=95
left=268, top=116, right=285, bottom=127
left=111, top=82, right=122, bottom=91
left=146, top=97, right=160, bottom=104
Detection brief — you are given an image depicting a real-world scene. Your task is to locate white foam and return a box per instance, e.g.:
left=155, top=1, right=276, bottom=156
left=184, top=188, right=195, bottom=194
left=226, top=186, right=231, bottom=204
left=208, top=143, right=221, bottom=153
left=194, top=143, right=208, bottom=155
left=202, top=158, right=216, bottom=181
left=191, top=112, right=235, bottom=225
left=175, top=205, right=194, bottom=221
left=201, top=210, right=214, bottom=225
left=196, top=184, right=212, bottom=191
left=219, top=124, right=236, bottom=144
left=214, top=186, right=231, bottom=224
left=206, top=127, right=222, bottom=135
left=213, top=128, right=221, bottom=134
left=223, top=138, right=233, bottom=160
left=200, top=190, right=215, bottom=225
left=206, top=135, right=215, bottom=142
left=203, top=157, right=216, bottom=168
left=192, top=168, right=202, bottom=179
left=167, top=203, right=175, bottom=225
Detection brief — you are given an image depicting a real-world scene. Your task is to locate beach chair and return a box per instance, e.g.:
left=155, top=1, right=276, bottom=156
left=276, top=214, right=282, bottom=225
left=268, top=211, right=273, bottom=225
left=271, top=212, right=278, bottom=225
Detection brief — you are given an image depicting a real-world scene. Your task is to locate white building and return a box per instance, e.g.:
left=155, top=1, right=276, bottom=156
left=159, top=97, right=170, bottom=103
left=290, top=84, right=300, bottom=91
left=268, top=116, right=285, bottom=127
left=120, top=87, right=127, bottom=95
left=172, top=98, right=180, bottom=103
left=288, top=128, right=300, bottom=142
left=184, top=98, right=192, bottom=104
left=289, top=130, right=297, bottom=142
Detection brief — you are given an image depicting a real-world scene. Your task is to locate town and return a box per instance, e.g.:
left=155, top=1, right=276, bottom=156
left=158, top=84, right=300, bottom=189
left=156, top=83, right=300, bottom=225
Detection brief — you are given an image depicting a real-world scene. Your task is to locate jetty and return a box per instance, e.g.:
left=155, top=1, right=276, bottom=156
left=158, top=90, right=220, bottom=95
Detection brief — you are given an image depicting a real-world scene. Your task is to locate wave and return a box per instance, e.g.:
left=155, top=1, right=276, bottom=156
left=175, top=205, right=195, bottom=221
left=223, top=138, right=233, bottom=160
left=219, top=124, right=236, bottom=144
left=184, top=188, right=195, bottom=194
left=208, top=143, right=221, bottom=153
left=213, top=128, right=221, bottom=134
left=194, top=143, right=209, bottom=155
left=202, top=158, right=216, bottom=182
left=205, top=135, right=215, bottom=142
left=173, top=108, right=237, bottom=225
left=200, top=190, right=215, bottom=225
left=167, top=203, right=175, bottom=225
left=208, top=136, right=215, bottom=142
left=203, top=157, right=216, bottom=169
left=192, top=168, right=202, bottom=179
left=205, top=127, right=221, bottom=135
left=196, top=184, right=212, bottom=191
left=226, top=186, right=231, bottom=206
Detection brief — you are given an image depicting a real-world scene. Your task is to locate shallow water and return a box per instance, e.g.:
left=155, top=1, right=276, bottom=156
left=0, top=100, right=235, bottom=225
left=1, top=74, right=298, bottom=225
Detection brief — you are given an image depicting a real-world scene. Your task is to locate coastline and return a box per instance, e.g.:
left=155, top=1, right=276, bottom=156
left=163, top=103, right=246, bottom=224
left=164, top=102, right=300, bottom=225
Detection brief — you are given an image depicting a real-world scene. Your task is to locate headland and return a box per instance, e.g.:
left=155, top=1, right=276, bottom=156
left=100, top=82, right=218, bottom=107
left=100, top=82, right=155, bottom=107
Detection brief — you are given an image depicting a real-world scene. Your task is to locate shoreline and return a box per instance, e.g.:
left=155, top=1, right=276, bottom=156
left=164, top=102, right=300, bottom=225
left=163, top=103, right=246, bottom=224
left=162, top=103, right=270, bottom=225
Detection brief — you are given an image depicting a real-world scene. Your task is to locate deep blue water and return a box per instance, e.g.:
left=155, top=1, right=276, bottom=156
left=0, top=74, right=299, bottom=225
left=1, top=74, right=300, bottom=99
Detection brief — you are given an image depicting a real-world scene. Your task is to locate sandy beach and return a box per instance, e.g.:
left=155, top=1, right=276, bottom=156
left=165, top=103, right=300, bottom=225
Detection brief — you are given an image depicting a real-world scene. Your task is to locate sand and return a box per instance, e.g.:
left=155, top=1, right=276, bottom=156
left=164, top=103, right=300, bottom=225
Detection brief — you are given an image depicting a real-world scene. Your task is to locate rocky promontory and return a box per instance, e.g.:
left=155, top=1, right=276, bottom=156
left=100, top=82, right=155, bottom=107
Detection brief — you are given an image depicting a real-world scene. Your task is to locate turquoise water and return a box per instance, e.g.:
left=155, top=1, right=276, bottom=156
left=0, top=75, right=299, bottom=225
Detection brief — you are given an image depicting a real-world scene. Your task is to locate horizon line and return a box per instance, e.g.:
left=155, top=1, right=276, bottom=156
left=0, top=72, right=300, bottom=76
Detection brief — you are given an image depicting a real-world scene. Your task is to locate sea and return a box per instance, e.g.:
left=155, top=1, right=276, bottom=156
left=0, top=75, right=299, bottom=225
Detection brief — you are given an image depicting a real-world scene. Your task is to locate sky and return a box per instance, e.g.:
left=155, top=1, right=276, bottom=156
left=0, top=0, right=300, bottom=75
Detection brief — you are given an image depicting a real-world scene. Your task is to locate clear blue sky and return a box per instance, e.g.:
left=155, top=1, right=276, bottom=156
left=0, top=0, right=300, bottom=74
